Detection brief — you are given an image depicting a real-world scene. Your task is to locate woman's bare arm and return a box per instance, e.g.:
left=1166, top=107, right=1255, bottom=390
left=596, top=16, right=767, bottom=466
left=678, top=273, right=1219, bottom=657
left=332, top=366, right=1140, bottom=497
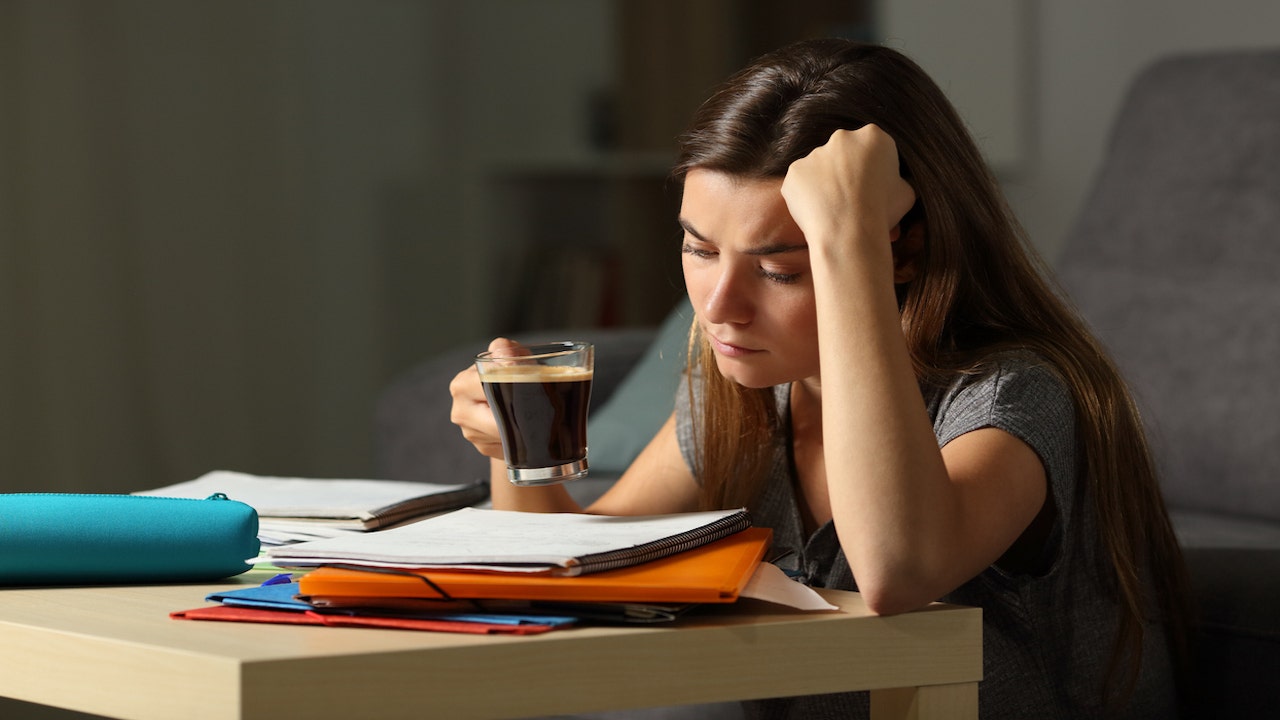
left=782, top=126, right=1047, bottom=614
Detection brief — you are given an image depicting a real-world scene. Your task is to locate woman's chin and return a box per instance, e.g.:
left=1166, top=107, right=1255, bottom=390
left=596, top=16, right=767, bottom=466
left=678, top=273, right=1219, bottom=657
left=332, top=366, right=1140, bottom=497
left=714, top=358, right=779, bottom=389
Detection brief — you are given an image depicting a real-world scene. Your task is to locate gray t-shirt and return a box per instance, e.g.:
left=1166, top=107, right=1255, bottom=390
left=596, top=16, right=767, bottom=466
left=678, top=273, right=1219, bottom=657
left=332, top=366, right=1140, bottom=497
left=675, top=354, right=1177, bottom=719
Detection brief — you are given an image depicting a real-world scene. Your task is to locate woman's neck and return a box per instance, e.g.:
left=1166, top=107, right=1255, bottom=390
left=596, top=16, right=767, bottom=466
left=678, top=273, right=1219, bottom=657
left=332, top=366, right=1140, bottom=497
left=792, top=377, right=822, bottom=414
left=789, top=376, right=831, bottom=534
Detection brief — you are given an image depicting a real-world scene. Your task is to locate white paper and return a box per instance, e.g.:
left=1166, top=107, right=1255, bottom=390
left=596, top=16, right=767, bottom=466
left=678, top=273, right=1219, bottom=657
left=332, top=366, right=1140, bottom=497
left=255, top=520, right=366, bottom=546
left=265, top=506, right=747, bottom=570
left=740, top=562, right=839, bottom=611
left=136, top=470, right=478, bottom=520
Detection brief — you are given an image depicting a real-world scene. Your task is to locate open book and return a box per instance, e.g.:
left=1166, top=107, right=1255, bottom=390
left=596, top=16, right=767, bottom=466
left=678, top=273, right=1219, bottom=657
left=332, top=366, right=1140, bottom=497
left=264, top=506, right=752, bottom=576
left=137, top=471, right=489, bottom=544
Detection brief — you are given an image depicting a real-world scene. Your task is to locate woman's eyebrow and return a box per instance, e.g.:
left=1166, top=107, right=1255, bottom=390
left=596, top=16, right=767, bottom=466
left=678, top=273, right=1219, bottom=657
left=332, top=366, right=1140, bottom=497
left=677, top=217, right=705, bottom=241
left=679, top=218, right=807, bottom=255
left=744, top=242, right=808, bottom=257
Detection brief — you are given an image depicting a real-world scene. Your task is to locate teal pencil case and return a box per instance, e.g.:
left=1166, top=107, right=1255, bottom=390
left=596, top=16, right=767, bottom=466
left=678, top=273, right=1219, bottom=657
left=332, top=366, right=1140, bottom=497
left=0, top=493, right=260, bottom=586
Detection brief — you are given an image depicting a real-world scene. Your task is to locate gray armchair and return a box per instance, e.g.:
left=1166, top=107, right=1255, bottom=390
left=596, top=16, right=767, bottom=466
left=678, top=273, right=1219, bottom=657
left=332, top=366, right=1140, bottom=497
left=1056, top=49, right=1280, bottom=718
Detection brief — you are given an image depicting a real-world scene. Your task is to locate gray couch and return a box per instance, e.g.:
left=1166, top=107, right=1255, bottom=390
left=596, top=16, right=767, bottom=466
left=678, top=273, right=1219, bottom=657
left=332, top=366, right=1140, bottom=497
left=1056, top=49, right=1280, bottom=718
left=375, top=49, right=1280, bottom=719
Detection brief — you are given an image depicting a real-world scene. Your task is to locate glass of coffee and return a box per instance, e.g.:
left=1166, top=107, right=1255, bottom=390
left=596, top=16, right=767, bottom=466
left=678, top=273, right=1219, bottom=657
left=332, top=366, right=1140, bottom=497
left=475, top=341, right=594, bottom=486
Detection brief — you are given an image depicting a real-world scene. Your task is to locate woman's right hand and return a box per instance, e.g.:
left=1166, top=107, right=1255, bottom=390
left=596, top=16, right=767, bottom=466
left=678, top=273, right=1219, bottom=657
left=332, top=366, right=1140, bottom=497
left=448, top=337, right=520, bottom=461
left=780, top=124, right=916, bottom=256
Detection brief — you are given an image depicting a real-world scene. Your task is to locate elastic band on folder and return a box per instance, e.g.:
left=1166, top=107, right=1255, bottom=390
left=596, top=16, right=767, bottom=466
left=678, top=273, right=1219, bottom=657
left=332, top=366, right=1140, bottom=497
left=323, top=564, right=461, bottom=603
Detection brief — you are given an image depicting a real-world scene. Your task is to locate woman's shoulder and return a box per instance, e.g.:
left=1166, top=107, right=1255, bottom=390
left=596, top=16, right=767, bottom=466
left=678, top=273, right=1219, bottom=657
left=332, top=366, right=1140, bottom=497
left=930, top=349, right=1076, bottom=448
left=937, top=350, right=1070, bottom=403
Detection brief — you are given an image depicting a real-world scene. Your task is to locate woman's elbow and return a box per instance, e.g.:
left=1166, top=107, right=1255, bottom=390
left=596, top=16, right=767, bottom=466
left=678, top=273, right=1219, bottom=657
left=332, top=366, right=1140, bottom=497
left=854, top=568, right=937, bottom=616
left=860, top=588, right=926, bottom=616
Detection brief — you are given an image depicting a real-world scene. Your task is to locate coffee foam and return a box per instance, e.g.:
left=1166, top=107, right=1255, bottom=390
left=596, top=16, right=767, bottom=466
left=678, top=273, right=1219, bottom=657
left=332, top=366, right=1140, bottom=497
left=479, top=365, right=593, bottom=383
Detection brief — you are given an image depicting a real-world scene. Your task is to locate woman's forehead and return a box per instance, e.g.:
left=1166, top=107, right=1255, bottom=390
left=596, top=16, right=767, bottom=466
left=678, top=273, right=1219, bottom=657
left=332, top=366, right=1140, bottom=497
left=680, top=169, right=800, bottom=245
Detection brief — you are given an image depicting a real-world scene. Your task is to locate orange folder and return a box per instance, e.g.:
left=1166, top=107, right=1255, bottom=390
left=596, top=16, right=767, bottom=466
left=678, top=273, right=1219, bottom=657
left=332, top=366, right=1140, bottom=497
left=298, top=527, right=772, bottom=604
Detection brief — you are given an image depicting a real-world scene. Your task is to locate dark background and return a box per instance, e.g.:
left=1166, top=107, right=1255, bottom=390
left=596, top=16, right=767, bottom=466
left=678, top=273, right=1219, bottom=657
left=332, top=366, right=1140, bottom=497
left=2, top=0, right=1278, bottom=498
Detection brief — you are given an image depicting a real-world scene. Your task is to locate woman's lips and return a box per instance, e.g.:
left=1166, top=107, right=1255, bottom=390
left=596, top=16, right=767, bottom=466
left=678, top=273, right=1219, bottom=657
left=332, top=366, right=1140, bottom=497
left=709, top=334, right=761, bottom=358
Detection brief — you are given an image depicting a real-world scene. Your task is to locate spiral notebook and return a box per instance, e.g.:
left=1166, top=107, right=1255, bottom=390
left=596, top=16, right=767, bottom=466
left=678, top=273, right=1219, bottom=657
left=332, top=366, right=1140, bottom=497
left=137, top=471, right=488, bottom=544
left=265, top=507, right=752, bottom=576
left=296, top=527, right=772, bottom=604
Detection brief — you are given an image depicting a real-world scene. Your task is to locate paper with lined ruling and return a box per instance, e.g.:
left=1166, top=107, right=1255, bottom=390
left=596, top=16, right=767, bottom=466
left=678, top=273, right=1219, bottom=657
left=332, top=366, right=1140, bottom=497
left=265, top=506, right=751, bottom=575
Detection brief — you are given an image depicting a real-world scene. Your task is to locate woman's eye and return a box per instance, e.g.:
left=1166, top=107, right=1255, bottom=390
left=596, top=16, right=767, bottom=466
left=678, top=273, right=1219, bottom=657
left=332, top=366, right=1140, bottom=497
left=681, top=240, right=800, bottom=284
left=681, top=243, right=715, bottom=259
left=760, top=268, right=801, bottom=285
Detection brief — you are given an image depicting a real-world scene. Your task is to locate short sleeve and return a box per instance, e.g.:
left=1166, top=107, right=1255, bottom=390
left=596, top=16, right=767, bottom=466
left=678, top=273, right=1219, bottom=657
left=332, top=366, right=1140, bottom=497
left=931, top=356, right=1078, bottom=528
left=673, top=371, right=700, bottom=479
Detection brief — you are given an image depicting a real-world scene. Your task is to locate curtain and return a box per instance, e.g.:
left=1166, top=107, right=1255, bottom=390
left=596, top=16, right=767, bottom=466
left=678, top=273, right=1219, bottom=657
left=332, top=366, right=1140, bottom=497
left=0, top=0, right=445, bottom=492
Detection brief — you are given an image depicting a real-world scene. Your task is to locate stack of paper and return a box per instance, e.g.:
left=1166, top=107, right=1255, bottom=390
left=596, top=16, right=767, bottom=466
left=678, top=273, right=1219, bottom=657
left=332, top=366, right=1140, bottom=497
left=171, top=507, right=836, bottom=637
left=264, top=506, right=753, bottom=574
left=268, top=507, right=834, bottom=609
left=137, top=470, right=489, bottom=545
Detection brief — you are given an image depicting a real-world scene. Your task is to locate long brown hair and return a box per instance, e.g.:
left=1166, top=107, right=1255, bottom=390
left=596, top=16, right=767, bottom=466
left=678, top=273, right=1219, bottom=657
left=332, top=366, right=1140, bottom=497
left=671, top=39, right=1190, bottom=704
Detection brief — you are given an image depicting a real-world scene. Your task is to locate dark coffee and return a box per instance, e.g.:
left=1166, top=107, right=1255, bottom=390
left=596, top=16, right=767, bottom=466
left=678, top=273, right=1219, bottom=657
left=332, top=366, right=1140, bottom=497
left=481, top=366, right=593, bottom=471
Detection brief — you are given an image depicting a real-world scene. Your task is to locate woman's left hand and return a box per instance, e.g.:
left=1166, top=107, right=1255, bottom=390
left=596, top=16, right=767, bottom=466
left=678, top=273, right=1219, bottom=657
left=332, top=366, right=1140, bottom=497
left=780, top=125, right=917, bottom=252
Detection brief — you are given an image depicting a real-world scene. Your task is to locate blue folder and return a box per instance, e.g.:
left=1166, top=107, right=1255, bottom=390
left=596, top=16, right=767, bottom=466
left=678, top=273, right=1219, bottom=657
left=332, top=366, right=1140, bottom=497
left=206, top=582, right=578, bottom=627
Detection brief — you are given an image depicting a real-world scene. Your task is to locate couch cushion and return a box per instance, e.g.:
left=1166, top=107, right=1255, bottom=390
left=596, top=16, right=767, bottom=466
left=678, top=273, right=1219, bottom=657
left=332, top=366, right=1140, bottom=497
left=587, top=298, right=693, bottom=474
left=1056, top=50, right=1280, bottom=523
left=1171, top=510, right=1280, bottom=550
left=1063, top=264, right=1280, bottom=520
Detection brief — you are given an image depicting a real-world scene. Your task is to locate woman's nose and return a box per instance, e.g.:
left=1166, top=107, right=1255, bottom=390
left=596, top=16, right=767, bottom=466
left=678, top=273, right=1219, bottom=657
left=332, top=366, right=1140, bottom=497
left=702, top=265, right=753, bottom=326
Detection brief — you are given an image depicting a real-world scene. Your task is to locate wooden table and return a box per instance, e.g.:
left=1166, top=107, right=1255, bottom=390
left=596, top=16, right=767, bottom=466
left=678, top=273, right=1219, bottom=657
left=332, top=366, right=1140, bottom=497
left=0, top=571, right=982, bottom=720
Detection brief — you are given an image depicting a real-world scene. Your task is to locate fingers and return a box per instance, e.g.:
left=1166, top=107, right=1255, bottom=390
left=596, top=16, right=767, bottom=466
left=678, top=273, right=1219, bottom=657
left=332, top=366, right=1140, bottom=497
left=486, top=337, right=530, bottom=358
left=889, top=176, right=918, bottom=230
left=783, top=125, right=918, bottom=238
left=449, top=343, right=508, bottom=461
left=851, top=125, right=917, bottom=227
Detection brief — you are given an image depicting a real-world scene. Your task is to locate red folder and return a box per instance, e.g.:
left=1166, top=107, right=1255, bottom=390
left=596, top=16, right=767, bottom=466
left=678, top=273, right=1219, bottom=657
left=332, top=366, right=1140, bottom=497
left=298, top=527, right=772, bottom=604
left=171, top=605, right=558, bottom=635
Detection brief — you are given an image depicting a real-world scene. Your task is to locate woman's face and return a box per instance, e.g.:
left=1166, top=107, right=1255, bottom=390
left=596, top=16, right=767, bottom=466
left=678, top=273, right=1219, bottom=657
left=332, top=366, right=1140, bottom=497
left=680, top=168, right=819, bottom=389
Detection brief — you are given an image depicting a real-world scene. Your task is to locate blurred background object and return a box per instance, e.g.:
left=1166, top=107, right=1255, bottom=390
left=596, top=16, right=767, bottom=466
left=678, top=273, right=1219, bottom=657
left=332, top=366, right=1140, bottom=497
left=2, top=0, right=1278, bottom=497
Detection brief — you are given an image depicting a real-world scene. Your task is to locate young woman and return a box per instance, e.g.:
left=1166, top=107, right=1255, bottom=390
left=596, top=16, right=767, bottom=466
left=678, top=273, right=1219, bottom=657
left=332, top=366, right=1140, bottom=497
left=451, top=39, right=1190, bottom=719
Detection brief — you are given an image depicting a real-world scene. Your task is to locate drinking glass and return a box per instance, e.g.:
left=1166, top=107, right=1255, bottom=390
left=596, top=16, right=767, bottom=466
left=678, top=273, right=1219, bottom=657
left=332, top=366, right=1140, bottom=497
left=475, top=341, right=594, bottom=485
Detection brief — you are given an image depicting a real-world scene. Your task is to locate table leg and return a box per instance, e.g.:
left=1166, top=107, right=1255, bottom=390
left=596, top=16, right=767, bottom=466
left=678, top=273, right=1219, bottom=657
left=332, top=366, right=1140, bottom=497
left=870, top=682, right=978, bottom=720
